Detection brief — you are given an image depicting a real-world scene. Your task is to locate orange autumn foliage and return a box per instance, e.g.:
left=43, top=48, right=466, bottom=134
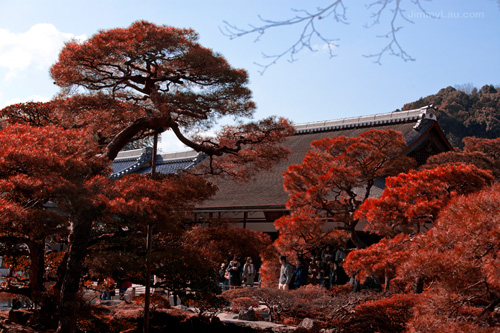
left=344, top=234, right=411, bottom=284
left=275, top=129, right=414, bottom=257
left=400, top=183, right=500, bottom=295
left=338, top=294, right=420, bottom=332
left=187, top=221, right=272, bottom=267
left=0, top=123, right=108, bottom=304
left=426, top=136, right=500, bottom=180
left=357, top=163, right=494, bottom=237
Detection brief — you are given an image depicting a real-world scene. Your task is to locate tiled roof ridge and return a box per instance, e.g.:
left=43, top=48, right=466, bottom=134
left=111, top=149, right=206, bottom=179
left=114, top=147, right=152, bottom=160
left=114, top=148, right=199, bottom=162
left=110, top=148, right=153, bottom=179
left=160, top=156, right=203, bottom=165
left=294, top=105, right=437, bottom=134
left=158, top=150, right=200, bottom=161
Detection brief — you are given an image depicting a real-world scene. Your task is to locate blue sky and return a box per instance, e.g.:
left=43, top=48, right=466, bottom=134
left=0, top=0, right=499, bottom=152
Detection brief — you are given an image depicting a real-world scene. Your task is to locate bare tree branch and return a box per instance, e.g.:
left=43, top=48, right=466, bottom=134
left=222, top=1, right=347, bottom=74
left=222, top=0, right=436, bottom=72
left=363, top=0, right=433, bottom=63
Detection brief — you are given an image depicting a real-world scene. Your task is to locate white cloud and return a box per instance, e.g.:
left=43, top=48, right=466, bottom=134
left=0, top=94, right=52, bottom=109
left=312, top=41, right=338, bottom=54
left=158, top=128, right=219, bottom=153
left=158, top=130, right=191, bottom=153
left=0, top=24, right=86, bottom=81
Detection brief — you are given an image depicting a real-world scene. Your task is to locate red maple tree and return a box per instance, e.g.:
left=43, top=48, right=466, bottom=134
left=187, top=221, right=272, bottom=266
left=343, top=233, right=411, bottom=290
left=402, top=183, right=500, bottom=330
left=0, top=124, right=108, bottom=312
left=344, top=162, right=493, bottom=291
left=274, top=129, right=414, bottom=259
left=425, top=136, right=500, bottom=180
left=357, top=163, right=494, bottom=238
left=84, top=172, right=217, bottom=309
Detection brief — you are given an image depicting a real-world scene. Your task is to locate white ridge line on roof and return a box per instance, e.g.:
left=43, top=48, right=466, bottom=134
left=294, top=106, right=433, bottom=133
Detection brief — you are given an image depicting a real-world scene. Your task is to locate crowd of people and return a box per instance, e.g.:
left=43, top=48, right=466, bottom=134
left=218, top=245, right=350, bottom=291
left=219, top=256, right=257, bottom=290
left=96, top=246, right=349, bottom=299
left=279, top=255, right=349, bottom=291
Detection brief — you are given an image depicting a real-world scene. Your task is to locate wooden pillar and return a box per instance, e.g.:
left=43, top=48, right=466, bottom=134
left=144, top=130, right=158, bottom=333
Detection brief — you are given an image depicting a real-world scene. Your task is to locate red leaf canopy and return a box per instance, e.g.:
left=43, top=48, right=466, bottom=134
left=357, top=163, right=494, bottom=237
left=276, top=129, right=414, bottom=251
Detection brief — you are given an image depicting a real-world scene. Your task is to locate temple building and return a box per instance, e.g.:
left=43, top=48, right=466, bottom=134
left=111, top=106, right=453, bottom=236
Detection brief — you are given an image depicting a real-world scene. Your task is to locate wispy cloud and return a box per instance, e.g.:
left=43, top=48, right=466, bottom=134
left=0, top=24, right=86, bottom=81
left=0, top=94, right=52, bottom=109
left=312, top=41, right=338, bottom=54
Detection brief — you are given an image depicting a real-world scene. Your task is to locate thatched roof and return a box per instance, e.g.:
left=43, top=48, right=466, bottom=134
left=196, top=106, right=452, bottom=212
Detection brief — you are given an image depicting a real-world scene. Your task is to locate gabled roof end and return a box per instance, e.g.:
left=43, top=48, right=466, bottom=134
left=413, top=105, right=438, bottom=130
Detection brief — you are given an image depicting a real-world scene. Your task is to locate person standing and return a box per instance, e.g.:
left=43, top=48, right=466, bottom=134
left=312, top=257, right=325, bottom=286
left=219, top=262, right=229, bottom=290
left=278, top=255, right=293, bottom=290
left=292, top=257, right=308, bottom=289
left=321, top=245, right=334, bottom=265
left=242, top=257, right=256, bottom=287
left=335, top=261, right=349, bottom=285
left=227, top=256, right=241, bottom=289
left=335, top=246, right=345, bottom=263
left=323, top=261, right=335, bottom=289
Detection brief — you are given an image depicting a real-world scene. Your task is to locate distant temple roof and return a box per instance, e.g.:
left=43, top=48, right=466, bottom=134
left=110, top=149, right=205, bottom=179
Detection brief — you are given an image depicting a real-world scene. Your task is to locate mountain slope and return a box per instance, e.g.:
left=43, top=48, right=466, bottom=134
left=402, top=85, right=500, bottom=148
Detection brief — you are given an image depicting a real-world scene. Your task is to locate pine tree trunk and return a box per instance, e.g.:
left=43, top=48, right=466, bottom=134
left=384, top=274, right=391, bottom=292
left=413, top=277, right=424, bottom=294
left=57, top=218, right=92, bottom=333
left=28, top=239, right=46, bottom=306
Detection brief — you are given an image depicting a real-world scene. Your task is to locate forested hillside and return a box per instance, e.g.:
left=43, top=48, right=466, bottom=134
left=402, top=85, right=500, bottom=148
